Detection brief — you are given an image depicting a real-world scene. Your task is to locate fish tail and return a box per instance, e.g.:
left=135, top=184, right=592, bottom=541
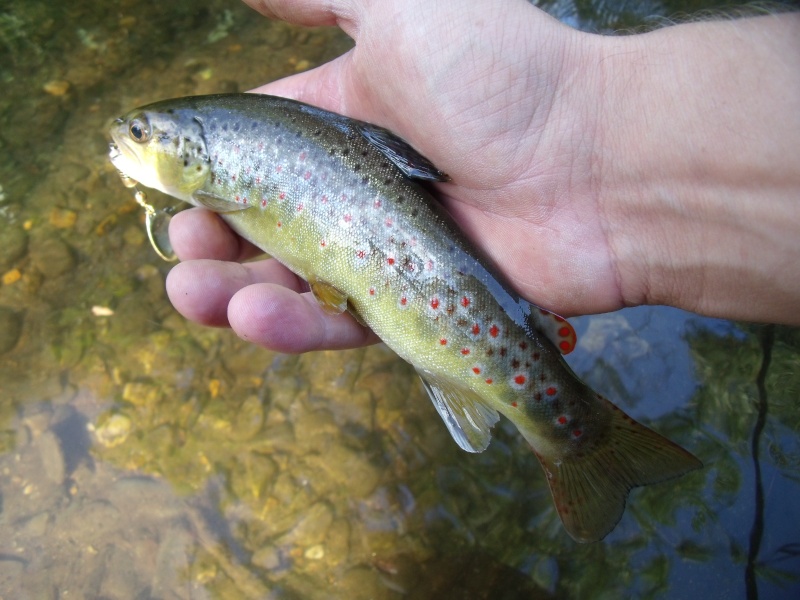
left=531, top=397, right=702, bottom=543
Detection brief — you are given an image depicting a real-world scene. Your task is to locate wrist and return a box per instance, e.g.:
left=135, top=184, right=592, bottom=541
left=594, top=15, right=800, bottom=324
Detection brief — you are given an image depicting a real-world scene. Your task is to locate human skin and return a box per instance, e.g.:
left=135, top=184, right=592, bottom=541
left=166, top=0, right=800, bottom=353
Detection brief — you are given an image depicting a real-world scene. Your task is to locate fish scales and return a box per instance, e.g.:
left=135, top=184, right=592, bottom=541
left=108, top=93, right=702, bottom=542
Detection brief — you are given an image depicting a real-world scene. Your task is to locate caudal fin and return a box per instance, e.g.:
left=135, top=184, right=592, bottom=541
left=535, top=398, right=702, bottom=543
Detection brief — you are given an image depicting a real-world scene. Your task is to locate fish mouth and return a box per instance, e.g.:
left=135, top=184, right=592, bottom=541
left=108, top=141, right=140, bottom=188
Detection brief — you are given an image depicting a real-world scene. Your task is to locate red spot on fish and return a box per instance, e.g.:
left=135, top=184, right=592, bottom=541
left=514, top=375, right=526, bottom=385
left=546, top=387, right=558, bottom=396
left=430, top=298, right=440, bottom=310
left=374, top=200, right=382, bottom=208
left=489, top=324, right=499, bottom=338
left=519, top=341, right=528, bottom=350
left=235, top=195, right=240, bottom=202
left=485, top=378, right=493, bottom=385
left=472, top=366, right=481, bottom=374
left=276, top=221, right=282, bottom=228
left=297, top=203, right=304, bottom=211
left=279, top=192, right=286, bottom=200
left=344, top=214, right=352, bottom=223
left=261, top=199, right=267, bottom=207
left=460, top=296, right=470, bottom=308
left=559, top=341, right=572, bottom=352
left=299, top=152, right=306, bottom=161
left=471, top=323, right=480, bottom=335
left=554, top=315, right=565, bottom=322
left=440, top=338, right=447, bottom=345
left=511, top=401, right=518, bottom=408
left=572, top=429, right=583, bottom=438
left=242, top=197, right=248, bottom=204
left=356, top=249, right=366, bottom=259
left=400, top=296, right=408, bottom=306
left=304, top=171, right=311, bottom=180
left=387, top=257, right=395, bottom=266
left=385, top=218, right=393, bottom=228
left=231, top=174, right=236, bottom=181
left=276, top=165, right=282, bottom=173
left=256, top=176, right=261, bottom=184
left=426, top=260, right=434, bottom=270
left=369, top=287, right=375, bottom=296
left=342, top=194, right=348, bottom=201
left=532, top=352, right=540, bottom=361
left=321, top=195, right=328, bottom=203
left=557, top=415, right=568, bottom=425
left=461, top=348, right=471, bottom=356
left=320, top=240, right=326, bottom=248
left=558, top=326, right=570, bottom=337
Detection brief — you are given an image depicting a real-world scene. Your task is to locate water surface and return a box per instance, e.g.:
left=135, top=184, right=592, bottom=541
left=0, top=1, right=798, bottom=598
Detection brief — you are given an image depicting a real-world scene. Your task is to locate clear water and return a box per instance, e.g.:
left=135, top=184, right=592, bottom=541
left=0, top=1, right=798, bottom=598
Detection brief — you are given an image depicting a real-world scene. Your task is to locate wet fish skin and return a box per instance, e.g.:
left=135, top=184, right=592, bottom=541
left=108, top=93, right=702, bottom=542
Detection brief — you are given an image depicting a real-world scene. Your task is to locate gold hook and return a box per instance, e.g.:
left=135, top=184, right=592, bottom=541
left=135, top=190, right=177, bottom=262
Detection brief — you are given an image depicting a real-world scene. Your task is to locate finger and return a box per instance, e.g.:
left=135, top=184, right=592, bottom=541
left=241, top=0, right=362, bottom=34
left=166, top=258, right=307, bottom=327
left=228, top=283, right=379, bottom=353
left=169, top=208, right=262, bottom=262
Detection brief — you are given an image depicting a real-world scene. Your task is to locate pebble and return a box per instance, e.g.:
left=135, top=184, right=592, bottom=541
left=43, top=80, right=71, bottom=96
left=37, top=430, right=66, bottom=484
left=29, top=238, right=75, bottom=278
left=49, top=207, right=78, bottom=229
left=0, top=307, right=22, bottom=354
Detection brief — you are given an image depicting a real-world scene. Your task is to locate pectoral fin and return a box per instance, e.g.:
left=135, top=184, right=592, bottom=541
left=359, top=124, right=450, bottom=182
left=192, top=190, right=252, bottom=212
left=417, top=369, right=499, bottom=453
left=309, top=277, right=349, bottom=315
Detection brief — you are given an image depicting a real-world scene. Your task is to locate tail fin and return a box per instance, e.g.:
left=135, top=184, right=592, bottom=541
left=535, top=398, right=702, bottom=543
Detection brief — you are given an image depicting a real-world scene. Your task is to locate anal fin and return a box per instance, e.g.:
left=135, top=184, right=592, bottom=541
left=417, top=369, right=499, bottom=453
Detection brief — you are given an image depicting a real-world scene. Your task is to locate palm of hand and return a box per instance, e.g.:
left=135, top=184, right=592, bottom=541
left=168, top=0, right=621, bottom=352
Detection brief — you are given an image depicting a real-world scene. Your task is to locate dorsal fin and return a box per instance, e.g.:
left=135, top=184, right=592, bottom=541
left=416, top=369, right=499, bottom=453
left=358, top=123, right=450, bottom=182
left=523, top=302, right=577, bottom=354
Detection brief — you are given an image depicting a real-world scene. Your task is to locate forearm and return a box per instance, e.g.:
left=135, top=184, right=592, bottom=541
left=597, top=13, right=800, bottom=324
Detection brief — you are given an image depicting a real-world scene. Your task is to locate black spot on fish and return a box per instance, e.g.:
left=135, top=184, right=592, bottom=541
left=362, top=176, right=369, bottom=185
left=183, top=159, right=188, bottom=167
left=361, top=149, right=369, bottom=157
left=251, top=121, right=258, bottom=129
left=233, top=122, right=241, bottom=132
left=222, top=124, right=228, bottom=132
left=411, top=208, right=418, bottom=217
left=314, top=129, right=322, bottom=136
left=397, top=195, right=405, bottom=203
left=384, top=178, right=394, bottom=185
left=354, top=164, right=361, bottom=171
left=342, top=148, right=350, bottom=156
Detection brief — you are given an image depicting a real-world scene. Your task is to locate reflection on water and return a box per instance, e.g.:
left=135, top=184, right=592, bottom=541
left=0, top=0, right=798, bottom=598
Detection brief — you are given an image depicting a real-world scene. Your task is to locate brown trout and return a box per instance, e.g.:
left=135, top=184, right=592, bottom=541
left=108, top=93, right=701, bottom=542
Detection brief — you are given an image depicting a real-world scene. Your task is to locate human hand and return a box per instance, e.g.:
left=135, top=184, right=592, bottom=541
left=167, top=1, right=800, bottom=354
left=167, top=0, right=617, bottom=352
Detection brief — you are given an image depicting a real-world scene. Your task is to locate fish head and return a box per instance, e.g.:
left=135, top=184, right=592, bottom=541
left=108, top=107, right=210, bottom=201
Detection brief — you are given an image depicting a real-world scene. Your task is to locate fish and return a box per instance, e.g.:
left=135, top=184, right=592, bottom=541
left=108, top=93, right=702, bottom=542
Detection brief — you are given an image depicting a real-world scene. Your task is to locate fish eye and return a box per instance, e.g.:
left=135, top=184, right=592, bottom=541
left=128, top=116, right=150, bottom=143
